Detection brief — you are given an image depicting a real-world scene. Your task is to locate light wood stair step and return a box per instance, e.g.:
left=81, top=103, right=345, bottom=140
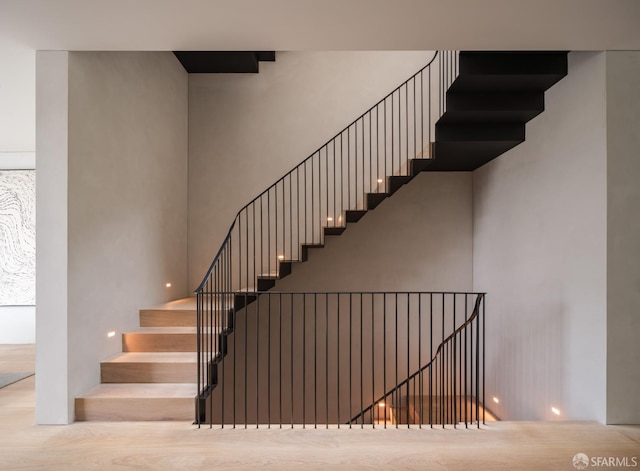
left=123, top=327, right=217, bottom=353
left=75, top=383, right=196, bottom=421
left=101, top=352, right=198, bottom=383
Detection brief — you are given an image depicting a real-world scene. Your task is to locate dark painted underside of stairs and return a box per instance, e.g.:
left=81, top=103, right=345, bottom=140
left=173, top=51, right=275, bottom=73
left=427, top=51, right=568, bottom=171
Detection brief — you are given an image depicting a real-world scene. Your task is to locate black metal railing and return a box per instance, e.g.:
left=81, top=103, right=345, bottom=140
left=197, top=291, right=483, bottom=428
left=351, top=292, right=485, bottom=428
left=196, top=52, right=461, bottom=425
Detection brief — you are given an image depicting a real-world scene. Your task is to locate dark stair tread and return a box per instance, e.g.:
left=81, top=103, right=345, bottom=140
left=437, top=109, right=544, bottom=124
left=445, top=91, right=545, bottom=111
left=449, top=74, right=567, bottom=93
left=301, top=244, right=324, bottom=261
left=345, top=210, right=368, bottom=222
left=367, top=193, right=389, bottom=210
left=410, top=158, right=433, bottom=175
left=324, top=226, right=346, bottom=236
left=387, top=175, right=414, bottom=194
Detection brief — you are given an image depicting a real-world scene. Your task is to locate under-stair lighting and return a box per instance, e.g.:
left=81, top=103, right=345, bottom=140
left=493, top=397, right=500, bottom=404
left=327, top=217, right=333, bottom=222
left=377, top=402, right=386, bottom=408
left=107, top=331, right=116, bottom=338
left=165, top=282, right=172, bottom=288
left=278, top=255, right=285, bottom=260
left=551, top=407, right=561, bottom=416
left=377, top=178, right=383, bottom=183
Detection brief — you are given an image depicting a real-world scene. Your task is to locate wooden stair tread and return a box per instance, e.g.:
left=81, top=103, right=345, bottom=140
left=79, top=383, right=196, bottom=399
left=103, top=352, right=197, bottom=364
left=145, top=296, right=197, bottom=311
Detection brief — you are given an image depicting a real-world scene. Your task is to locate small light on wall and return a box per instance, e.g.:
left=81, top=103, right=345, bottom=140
left=551, top=407, right=561, bottom=416
left=107, top=331, right=116, bottom=338
left=166, top=283, right=172, bottom=288
left=377, top=178, right=383, bottom=183
left=327, top=217, right=333, bottom=222
left=377, top=402, right=386, bottom=408
left=493, top=397, right=500, bottom=404
left=278, top=255, right=285, bottom=260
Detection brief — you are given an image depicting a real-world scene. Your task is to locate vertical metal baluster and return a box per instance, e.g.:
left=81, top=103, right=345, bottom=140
left=395, top=293, right=398, bottom=428
left=333, top=141, right=337, bottom=230
left=256, top=286, right=260, bottom=428
left=369, top=111, right=372, bottom=196
left=245, top=210, right=249, bottom=291
left=453, top=294, right=456, bottom=427
left=361, top=118, right=365, bottom=210
left=419, top=293, right=422, bottom=428
left=429, top=293, right=433, bottom=427
left=303, top=293, right=306, bottom=428
left=371, top=293, right=375, bottom=428
left=279, top=293, right=283, bottom=428
left=391, top=92, right=395, bottom=176
left=349, top=293, right=353, bottom=428
left=340, top=134, right=344, bottom=222
left=347, top=127, right=351, bottom=210
left=325, top=146, right=329, bottom=228
left=314, top=293, right=318, bottom=428
left=383, top=292, right=386, bottom=428
left=413, top=77, right=416, bottom=166
left=304, top=161, right=307, bottom=245
left=355, top=122, right=358, bottom=209
left=253, top=203, right=256, bottom=294
left=290, top=294, right=294, bottom=428
left=407, top=293, right=415, bottom=428
left=465, top=293, right=468, bottom=428
left=268, top=293, right=272, bottom=428
left=244, top=294, right=248, bottom=429
left=337, top=293, right=341, bottom=428
left=267, top=191, right=270, bottom=282
left=325, top=293, right=329, bottom=429
left=482, top=295, right=485, bottom=425
left=360, top=293, right=363, bottom=428
left=311, top=156, right=315, bottom=245
left=405, top=83, right=409, bottom=174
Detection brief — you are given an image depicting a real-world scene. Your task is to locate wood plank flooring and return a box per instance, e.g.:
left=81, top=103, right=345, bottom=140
left=1, top=344, right=639, bottom=470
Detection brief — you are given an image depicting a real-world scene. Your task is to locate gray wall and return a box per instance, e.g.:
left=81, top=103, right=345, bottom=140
left=472, top=52, right=608, bottom=422
left=606, top=51, right=640, bottom=424
left=274, top=172, right=473, bottom=293
left=187, top=51, right=431, bottom=289
left=36, top=51, right=189, bottom=423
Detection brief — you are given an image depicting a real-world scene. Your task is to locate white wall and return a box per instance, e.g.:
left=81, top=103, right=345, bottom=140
left=36, top=51, right=189, bottom=423
left=188, top=51, right=432, bottom=289
left=606, top=51, right=640, bottom=424
left=0, top=37, right=36, bottom=345
left=472, top=52, right=608, bottom=422
left=0, top=39, right=35, bottom=152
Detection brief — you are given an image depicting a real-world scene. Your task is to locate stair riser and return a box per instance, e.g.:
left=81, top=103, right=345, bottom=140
left=101, top=363, right=197, bottom=383
left=75, top=397, right=194, bottom=421
left=139, top=310, right=197, bottom=327
left=435, top=123, right=525, bottom=142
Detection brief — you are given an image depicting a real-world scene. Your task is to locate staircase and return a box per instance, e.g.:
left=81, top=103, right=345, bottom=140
left=75, top=298, right=199, bottom=421
left=78, top=51, right=568, bottom=423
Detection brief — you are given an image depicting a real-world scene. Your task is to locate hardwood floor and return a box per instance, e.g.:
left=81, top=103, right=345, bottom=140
left=1, top=344, right=638, bottom=470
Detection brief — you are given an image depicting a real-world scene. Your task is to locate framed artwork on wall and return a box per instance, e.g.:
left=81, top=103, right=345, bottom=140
left=0, top=170, right=35, bottom=305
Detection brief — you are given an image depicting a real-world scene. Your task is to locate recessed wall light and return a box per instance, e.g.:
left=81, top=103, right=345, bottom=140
left=377, top=402, right=385, bottom=408
left=278, top=255, right=285, bottom=260
left=327, top=217, right=333, bottom=222
left=107, top=331, right=116, bottom=338
left=166, top=283, right=172, bottom=288
left=493, top=397, right=500, bottom=404
left=377, top=178, right=383, bottom=183
left=551, top=407, right=561, bottom=416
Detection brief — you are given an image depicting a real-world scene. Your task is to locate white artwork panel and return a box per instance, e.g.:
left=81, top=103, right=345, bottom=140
left=0, top=170, right=35, bottom=305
